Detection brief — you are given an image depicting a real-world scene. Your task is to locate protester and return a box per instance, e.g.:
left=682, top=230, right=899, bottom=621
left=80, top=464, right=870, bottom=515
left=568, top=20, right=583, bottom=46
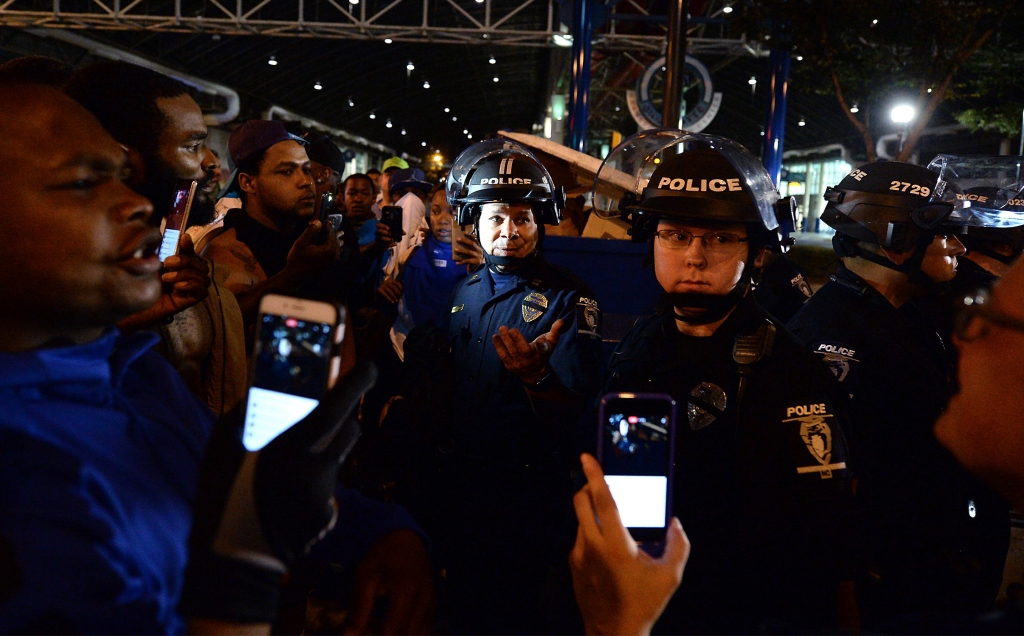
left=64, top=61, right=245, bottom=416
left=197, top=120, right=343, bottom=332
left=0, top=82, right=433, bottom=635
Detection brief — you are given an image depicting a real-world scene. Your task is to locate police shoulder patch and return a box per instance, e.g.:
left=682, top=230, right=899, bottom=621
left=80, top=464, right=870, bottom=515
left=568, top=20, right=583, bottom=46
left=811, top=341, right=859, bottom=382
left=576, top=297, right=602, bottom=339
left=783, top=404, right=846, bottom=480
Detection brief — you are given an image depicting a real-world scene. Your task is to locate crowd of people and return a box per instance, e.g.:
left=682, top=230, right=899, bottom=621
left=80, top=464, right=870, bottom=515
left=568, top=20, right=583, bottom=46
left=1, top=53, right=1024, bottom=636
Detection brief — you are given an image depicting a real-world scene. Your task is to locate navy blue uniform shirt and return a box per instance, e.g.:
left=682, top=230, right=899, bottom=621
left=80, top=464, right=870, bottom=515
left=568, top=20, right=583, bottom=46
left=447, top=256, right=602, bottom=465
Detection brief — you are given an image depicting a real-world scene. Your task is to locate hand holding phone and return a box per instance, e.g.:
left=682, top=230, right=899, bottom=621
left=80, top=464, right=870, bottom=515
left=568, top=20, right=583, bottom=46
left=382, top=205, right=405, bottom=241
left=158, top=180, right=198, bottom=262
left=243, top=295, right=345, bottom=451
left=597, top=393, right=676, bottom=555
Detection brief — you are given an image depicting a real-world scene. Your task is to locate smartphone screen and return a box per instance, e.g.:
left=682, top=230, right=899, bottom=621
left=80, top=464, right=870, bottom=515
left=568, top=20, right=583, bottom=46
left=598, top=393, right=676, bottom=542
left=382, top=205, right=404, bottom=240
left=158, top=181, right=197, bottom=263
left=243, top=311, right=335, bottom=451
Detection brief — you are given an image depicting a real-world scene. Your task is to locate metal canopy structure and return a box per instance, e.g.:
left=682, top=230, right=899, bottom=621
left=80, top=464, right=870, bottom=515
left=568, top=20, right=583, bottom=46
left=0, top=0, right=762, bottom=54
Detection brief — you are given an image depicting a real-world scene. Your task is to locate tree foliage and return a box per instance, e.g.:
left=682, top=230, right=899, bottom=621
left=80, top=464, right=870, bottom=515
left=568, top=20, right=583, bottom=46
left=747, top=0, right=1018, bottom=161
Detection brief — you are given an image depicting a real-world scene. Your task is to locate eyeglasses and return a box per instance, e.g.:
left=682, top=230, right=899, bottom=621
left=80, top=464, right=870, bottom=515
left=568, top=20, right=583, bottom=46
left=654, top=229, right=748, bottom=252
left=953, top=287, right=1024, bottom=342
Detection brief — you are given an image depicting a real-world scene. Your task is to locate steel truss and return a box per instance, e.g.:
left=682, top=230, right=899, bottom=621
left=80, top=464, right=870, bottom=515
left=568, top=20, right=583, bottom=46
left=0, top=0, right=763, bottom=54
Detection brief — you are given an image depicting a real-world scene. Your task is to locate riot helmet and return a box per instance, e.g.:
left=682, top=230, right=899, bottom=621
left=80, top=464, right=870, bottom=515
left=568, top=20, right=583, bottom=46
left=592, top=130, right=796, bottom=252
left=956, top=188, right=1024, bottom=264
left=593, top=130, right=796, bottom=324
left=447, top=139, right=562, bottom=227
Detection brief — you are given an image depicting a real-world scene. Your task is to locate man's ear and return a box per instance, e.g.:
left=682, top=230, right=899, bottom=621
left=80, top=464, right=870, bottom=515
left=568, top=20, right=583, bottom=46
left=878, top=245, right=912, bottom=265
left=238, top=172, right=257, bottom=196
left=123, top=145, right=146, bottom=191
left=753, top=246, right=768, bottom=269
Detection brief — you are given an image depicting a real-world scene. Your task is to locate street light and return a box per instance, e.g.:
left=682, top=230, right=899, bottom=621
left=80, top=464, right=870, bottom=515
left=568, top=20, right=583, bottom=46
left=891, top=104, right=916, bottom=153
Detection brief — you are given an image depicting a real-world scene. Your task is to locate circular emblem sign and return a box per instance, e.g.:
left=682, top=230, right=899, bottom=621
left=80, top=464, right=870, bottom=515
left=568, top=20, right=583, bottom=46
left=626, top=55, right=723, bottom=132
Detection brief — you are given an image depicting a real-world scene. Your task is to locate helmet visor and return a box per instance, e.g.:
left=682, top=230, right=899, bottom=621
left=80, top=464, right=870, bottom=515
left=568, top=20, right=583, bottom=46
left=927, top=155, right=1024, bottom=228
left=593, top=129, right=780, bottom=230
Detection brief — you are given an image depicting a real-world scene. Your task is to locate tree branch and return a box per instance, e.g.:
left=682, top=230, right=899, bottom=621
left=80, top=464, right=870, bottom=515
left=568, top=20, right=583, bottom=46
left=820, top=12, right=876, bottom=162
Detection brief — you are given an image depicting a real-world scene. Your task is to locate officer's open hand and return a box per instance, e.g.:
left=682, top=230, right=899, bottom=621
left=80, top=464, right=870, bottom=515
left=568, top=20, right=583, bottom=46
left=492, top=318, right=564, bottom=385
left=571, top=454, right=689, bottom=636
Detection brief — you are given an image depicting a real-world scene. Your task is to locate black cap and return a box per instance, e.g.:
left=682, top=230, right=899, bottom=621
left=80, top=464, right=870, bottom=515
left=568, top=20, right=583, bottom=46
left=303, top=132, right=346, bottom=174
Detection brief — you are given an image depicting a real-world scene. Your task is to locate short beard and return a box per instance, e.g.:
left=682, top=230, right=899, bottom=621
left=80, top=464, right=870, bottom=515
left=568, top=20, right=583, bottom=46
left=138, top=156, right=181, bottom=227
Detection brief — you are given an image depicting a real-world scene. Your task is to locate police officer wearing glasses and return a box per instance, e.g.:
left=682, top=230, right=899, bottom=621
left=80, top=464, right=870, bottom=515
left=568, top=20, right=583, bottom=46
left=443, top=139, right=603, bottom=634
left=787, top=161, right=1012, bottom=630
left=599, top=131, right=856, bottom=634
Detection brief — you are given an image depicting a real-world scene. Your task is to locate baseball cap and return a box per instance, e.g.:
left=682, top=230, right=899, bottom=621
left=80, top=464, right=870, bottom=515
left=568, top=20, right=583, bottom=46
left=389, top=167, right=433, bottom=195
left=303, top=132, right=346, bottom=174
left=219, top=120, right=308, bottom=199
left=381, top=156, right=409, bottom=173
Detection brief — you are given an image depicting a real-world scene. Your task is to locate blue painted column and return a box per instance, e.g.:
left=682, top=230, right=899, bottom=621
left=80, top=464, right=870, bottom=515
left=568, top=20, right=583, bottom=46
left=566, top=0, right=592, bottom=153
left=762, top=47, right=790, bottom=186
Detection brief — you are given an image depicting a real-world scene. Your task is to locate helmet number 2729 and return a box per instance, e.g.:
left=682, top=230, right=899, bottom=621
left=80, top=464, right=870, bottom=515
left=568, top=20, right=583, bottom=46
left=890, top=181, right=931, bottom=197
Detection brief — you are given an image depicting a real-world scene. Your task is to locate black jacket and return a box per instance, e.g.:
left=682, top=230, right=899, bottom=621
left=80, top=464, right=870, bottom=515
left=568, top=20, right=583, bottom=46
left=606, top=297, right=856, bottom=634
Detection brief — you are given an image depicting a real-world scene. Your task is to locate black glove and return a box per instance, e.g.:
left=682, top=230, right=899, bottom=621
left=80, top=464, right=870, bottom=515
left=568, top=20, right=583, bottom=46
left=179, top=361, right=377, bottom=624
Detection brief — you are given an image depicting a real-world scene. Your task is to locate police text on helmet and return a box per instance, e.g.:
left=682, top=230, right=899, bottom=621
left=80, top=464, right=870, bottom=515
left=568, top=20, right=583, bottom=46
left=656, top=177, right=743, bottom=192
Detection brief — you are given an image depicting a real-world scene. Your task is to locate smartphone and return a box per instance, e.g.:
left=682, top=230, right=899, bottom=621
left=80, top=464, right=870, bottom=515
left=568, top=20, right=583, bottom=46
left=243, top=295, right=345, bottom=452
left=597, top=392, right=676, bottom=554
left=451, top=223, right=475, bottom=261
left=382, top=205, right=404, bottom=240
left=158, top=180, right=198, bottom=262
left=314, top=191, right=336, bottom=245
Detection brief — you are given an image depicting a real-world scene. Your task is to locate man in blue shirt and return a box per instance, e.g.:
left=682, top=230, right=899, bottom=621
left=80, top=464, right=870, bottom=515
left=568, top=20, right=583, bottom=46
left=0, top=81, right=432, bottom=634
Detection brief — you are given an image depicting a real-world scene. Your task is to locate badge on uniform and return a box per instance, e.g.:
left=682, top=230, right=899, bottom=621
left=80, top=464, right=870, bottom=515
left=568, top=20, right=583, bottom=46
left=576, top=297, right=602, bottom=339
left=812, top=341, right=859, bottom=383
left=521, top=292, right=548, bottom=322
left=688, top=382, right=727, bottom=431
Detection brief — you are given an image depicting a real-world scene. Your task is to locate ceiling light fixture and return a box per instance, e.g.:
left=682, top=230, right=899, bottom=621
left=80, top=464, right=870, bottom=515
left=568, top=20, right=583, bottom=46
left=489, top=55, right=496, bottom=64
left=313, top=81, right=322, bottom=90
left=850, top=104, right=859, bottom=113
left=444, top=107, right=450, bottom=113
left=369, top=111, right=376, bottom=119
left=347, top=97, right=354, bottom=107
left=268, top=56, right=278, bottom=66
left=493, top=76, right=499, bottom=82
left=423, top=80, right=430, bottom=89
left=401, top=128, right=407, bottom=135
left=406, top=61, right=415, bottom=71
left=384, top=38, right=393, bottom=44
left=452, top=116, right=458, bottom=121
left=422, top=141, right=427, bottom=147
left=747, top=76, right=757, bottom=86
left=722, top=5, right=733, bottom=13
left=798, top=118, right=806, bottom=127
left=386, top=119, right=393, bottom=128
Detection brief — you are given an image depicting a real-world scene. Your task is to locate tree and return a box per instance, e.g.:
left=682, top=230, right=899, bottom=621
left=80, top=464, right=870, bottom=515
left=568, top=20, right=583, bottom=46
left=752, top=0, right=1018, bottom=162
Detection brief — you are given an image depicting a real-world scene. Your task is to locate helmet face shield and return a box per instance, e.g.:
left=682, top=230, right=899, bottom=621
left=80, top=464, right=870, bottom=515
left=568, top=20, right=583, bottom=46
left=928, top=155, right=1024, bottom=228
left=593, top=129, right=785, bottom=244
left=446, top=139, right=561, bottom=226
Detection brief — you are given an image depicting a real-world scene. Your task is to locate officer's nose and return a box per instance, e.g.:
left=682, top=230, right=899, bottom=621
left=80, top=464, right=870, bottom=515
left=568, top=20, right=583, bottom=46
left=947, top=234, right=966, bottom=257
left=682, top=237, right=708, bottom=267
left=499, top=216, right=516, bottom=237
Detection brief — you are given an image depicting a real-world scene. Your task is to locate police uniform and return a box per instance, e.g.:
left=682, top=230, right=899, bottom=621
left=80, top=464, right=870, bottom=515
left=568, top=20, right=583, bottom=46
left=788, top=264, right=1010, bottom=627
left=442, top=255, right=602, bottom=634
left=606, top=297, right=855, bottom=633
left=441, top=139, right=603, bottom=633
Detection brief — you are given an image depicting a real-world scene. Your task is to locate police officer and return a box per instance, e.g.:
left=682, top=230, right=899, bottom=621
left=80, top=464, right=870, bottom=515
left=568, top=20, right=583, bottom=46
left=600, top=131, right=856, bottom=634
left=787, top=161, right=1011, bottom=630
left=443, top=139, right=603, bottom=634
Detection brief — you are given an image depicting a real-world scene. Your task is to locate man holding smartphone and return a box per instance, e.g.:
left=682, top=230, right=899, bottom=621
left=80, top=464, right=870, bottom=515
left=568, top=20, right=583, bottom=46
left=0, top=82, right=435, bottom=635
left=599, top=131, right=857, bottom=634
left=443, top=139, right=604, bottom=634
left=198, top=120, right=344, bottom=332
